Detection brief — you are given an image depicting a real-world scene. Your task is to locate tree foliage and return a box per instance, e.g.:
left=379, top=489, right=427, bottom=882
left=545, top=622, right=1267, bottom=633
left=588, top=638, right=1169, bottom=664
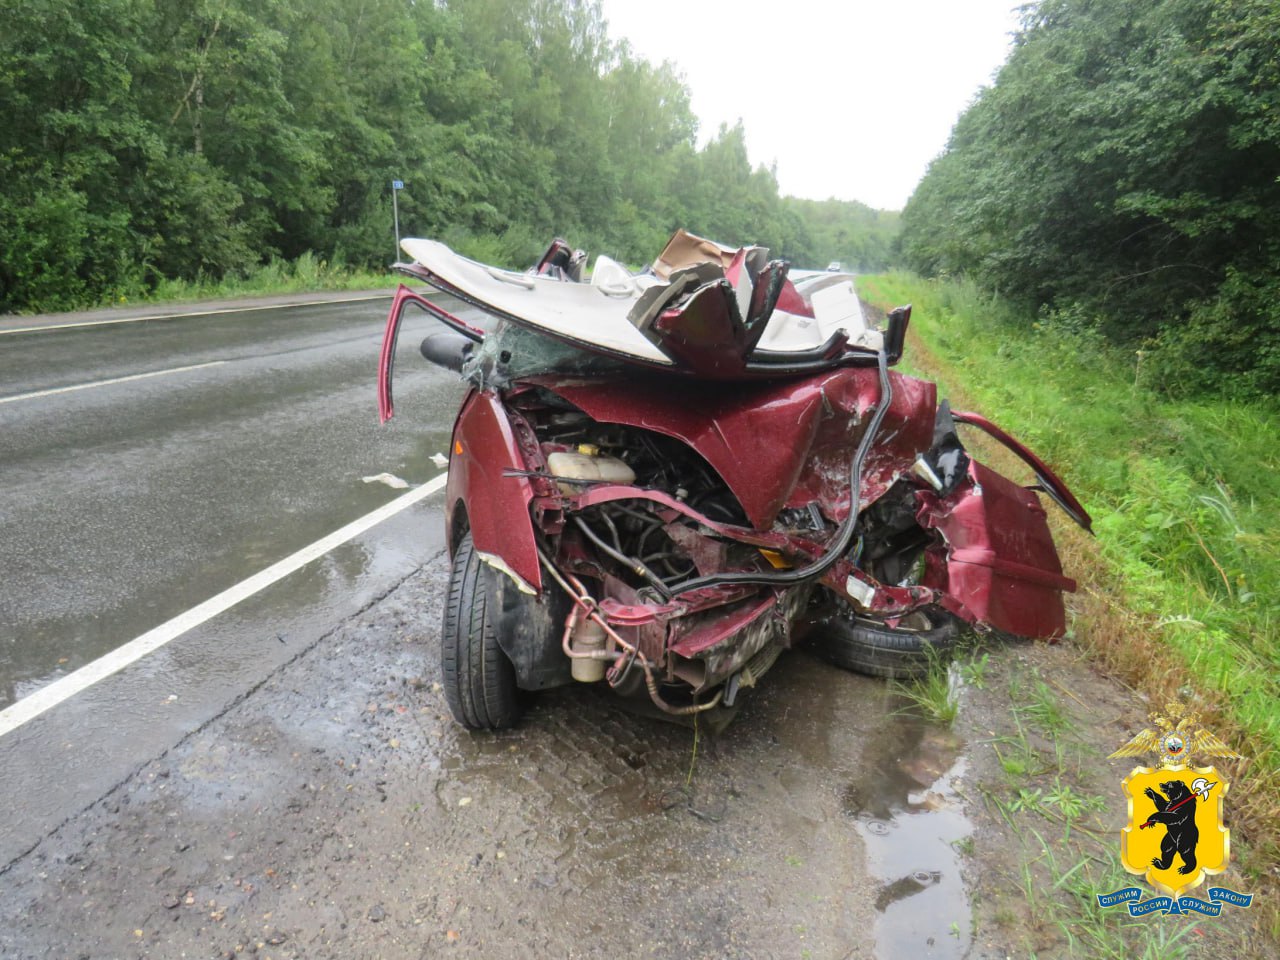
left=899, top=0, right=1280, bottom=398
left=0, top=0, right=898, bottom=313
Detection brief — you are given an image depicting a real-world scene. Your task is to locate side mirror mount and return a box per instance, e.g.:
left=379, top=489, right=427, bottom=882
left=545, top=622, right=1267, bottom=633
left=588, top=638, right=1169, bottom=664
left=420, top=329, right=474, bottom=373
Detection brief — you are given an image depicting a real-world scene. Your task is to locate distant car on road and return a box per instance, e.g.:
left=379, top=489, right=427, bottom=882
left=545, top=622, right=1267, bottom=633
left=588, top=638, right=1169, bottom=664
left=826, top=261, right=842, bottom=272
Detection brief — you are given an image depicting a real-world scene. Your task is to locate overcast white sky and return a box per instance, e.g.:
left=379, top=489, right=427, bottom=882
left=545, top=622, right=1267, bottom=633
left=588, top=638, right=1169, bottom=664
left=597, top=0, right=1024, bottom=211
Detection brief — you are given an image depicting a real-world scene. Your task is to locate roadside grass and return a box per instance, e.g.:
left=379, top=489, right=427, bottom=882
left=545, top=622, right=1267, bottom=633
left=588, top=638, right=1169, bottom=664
left=990, top=718, right=1047, bottom=778
left=36, top=251, right=397, bottom=314
left=889, top=645, right=963, bottom=725
left=969, top=664, right=1246, bottom=956
left=1011, top=673, right=1079, bottom=741
left=958, top=652, right=990, bottom=689
left=859, top=272, right=1280, bottom=940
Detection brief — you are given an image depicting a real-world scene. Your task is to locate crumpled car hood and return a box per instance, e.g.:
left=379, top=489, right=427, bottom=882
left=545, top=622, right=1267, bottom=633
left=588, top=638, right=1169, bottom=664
left=396, top=233, right=882, bottom=379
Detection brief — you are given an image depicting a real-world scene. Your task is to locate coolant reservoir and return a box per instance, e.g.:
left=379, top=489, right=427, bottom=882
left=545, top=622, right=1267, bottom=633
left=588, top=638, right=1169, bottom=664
left=546, top=445, right=635, bottom=494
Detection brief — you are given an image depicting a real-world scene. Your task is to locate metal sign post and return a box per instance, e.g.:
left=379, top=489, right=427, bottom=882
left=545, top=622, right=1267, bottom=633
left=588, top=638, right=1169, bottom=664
left=391, top=179, right=404, bottom=262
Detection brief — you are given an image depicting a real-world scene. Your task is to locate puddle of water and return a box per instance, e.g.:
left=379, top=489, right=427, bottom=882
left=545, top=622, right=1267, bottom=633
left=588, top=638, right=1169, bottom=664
left=842, top=708, right=974, bottom=959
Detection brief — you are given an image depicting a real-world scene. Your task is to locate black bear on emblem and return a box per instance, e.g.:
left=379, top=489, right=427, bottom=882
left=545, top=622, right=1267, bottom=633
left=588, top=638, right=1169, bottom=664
left=1143, top=780, right=1199, bottom=875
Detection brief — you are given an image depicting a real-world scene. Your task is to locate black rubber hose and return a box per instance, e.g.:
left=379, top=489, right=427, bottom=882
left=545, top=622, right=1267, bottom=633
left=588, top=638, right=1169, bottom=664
left=668, top=348, right=892, bottom=595
left=572, top=516, right=674, bottom=601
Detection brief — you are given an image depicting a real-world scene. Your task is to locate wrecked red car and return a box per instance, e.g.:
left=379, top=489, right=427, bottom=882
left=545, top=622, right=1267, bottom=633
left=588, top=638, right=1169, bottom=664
left=378, top=230, right=1091, bottom=730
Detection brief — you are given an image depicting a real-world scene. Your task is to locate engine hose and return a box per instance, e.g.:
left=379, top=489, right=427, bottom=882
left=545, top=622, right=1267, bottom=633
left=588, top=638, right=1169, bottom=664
left=642, top=670, right=725, bottom=715
left=538, top=551, right=721, bottom=716
left=597, top=509, right=626, bottom=553
left=572, top=515, right=673, bottom=600
left=668, top=348, right=892, bottom=595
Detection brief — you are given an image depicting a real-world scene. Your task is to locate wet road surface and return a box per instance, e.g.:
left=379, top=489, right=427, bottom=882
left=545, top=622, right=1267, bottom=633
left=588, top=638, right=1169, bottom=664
left=0, top=295, right=463, bottom=706
left=0, top=294, right=467, bottom=863
left=0, top=295, right=980, bottom=957
left=0, top=558, right=976, bottom=960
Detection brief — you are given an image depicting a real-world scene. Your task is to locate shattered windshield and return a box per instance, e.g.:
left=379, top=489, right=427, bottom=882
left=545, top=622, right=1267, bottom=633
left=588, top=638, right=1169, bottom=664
left=463, top=319, right=630, bottom=386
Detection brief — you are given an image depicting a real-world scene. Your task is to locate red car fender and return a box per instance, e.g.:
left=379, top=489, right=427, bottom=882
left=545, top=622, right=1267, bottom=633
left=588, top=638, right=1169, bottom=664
left=917, top=460, right=1075, bottom=639
left=445, top=389, right=542, bottom=593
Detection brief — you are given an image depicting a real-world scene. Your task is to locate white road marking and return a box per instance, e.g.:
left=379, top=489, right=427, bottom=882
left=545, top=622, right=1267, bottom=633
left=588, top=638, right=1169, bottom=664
left=0, top=360, right=228, bottom=405
left=0, top=472, right=449, bottom=738
left=0, top=293, right=392, bottom=337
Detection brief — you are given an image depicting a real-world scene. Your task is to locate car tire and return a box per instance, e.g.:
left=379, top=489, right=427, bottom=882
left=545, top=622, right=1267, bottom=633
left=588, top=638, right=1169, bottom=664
left=441, top=531, right=524, bottom=730
left=813, top=608, right=961, bottom=680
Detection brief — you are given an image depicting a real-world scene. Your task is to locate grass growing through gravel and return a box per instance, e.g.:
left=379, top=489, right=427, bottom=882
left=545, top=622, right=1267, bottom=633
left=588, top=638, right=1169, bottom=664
left=859, top=272, right=1280, bottom=937
left=890, top=647, right=963, bottom=725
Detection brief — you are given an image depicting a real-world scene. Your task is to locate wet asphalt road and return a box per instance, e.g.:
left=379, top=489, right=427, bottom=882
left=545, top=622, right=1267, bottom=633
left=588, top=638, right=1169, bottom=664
left=0, top=294, right=977, bottom=960
left=0, top=294, right=467, bottom=863
left=0, top=557, right=976, bottom=960
left=0, top=294, right=466, bottom=704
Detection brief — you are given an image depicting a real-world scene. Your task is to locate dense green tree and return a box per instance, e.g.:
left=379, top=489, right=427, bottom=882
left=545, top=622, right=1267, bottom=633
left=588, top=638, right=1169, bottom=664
left=0, top=0, right=898, bottom=313
left=787, top=198, right=900, bottom=272
left=900, top=0, right=1280, bottom=397
left=0, top=0, right=158, bottom=308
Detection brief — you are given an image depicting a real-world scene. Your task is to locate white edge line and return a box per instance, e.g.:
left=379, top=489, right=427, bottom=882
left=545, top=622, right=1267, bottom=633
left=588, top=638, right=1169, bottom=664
left=0, top=471, right=449, bottom=738
left=0, top=360, right=228, bottom=405
left=0, top=293, right=393, bottom=336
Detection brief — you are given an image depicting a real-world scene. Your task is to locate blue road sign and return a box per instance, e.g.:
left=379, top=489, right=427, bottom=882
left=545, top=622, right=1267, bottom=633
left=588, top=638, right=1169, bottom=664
left=392, top=180, right=404, bottom=190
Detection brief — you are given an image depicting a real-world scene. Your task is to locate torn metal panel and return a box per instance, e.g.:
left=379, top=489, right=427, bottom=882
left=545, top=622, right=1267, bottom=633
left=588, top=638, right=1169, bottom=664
left=644, top=278, right=754, bottom=377
left=399, top=237, right=673, bottom=367
left=478, top=551, right=537, bottom=595
left=952, top=410, right=1093, bottom=533
left=916, top=460, right=1076, bottom=639
left=651, top=228, right=740, bottom=279
left=395, top=233, right=885, bottom=381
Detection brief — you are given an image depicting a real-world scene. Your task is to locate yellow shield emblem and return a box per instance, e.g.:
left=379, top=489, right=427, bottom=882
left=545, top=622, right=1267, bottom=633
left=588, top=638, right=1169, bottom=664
left=1120, top=765, right=1229, bottom=897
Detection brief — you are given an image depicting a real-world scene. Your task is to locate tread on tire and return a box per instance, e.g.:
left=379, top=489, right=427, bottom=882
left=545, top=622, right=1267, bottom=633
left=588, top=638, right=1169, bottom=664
left=813, top=608, right=961, bottom=680
left=441, top=532, right=524, bottom=730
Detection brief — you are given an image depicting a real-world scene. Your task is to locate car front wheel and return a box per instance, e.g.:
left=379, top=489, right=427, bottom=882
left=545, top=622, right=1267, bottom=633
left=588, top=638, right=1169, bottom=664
left=441, top=532, right=524, bottom=730
left=813, top=607, right=962, bottom=680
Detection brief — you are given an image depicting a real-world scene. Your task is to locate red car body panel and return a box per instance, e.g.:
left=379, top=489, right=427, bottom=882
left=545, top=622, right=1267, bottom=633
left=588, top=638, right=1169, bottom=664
left=917, top=461, right=1075, bottom=639
left=527, top=367, right=936, bottom=530
left=459, top=368, right=1074, bottom=640
left=378, top=234, right=1094, bottom=720
left=445, top=390, right=542, bottom=591
left=952, top=410, right=1093, bottom=534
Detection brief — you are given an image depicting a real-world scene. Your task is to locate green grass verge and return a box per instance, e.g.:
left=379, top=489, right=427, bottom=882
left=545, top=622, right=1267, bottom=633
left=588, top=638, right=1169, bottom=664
left=35, top=251, right=398, bottom=315
left=858, top=272, right=1280, bottom=762
left=970, top=662, right=1249, bottom=956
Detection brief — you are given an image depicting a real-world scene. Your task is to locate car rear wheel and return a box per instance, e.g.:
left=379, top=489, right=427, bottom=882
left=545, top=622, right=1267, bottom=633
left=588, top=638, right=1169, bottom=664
left=814, top=608, right=961, bottom=680
left=441, top=532, right=524, bottom=730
